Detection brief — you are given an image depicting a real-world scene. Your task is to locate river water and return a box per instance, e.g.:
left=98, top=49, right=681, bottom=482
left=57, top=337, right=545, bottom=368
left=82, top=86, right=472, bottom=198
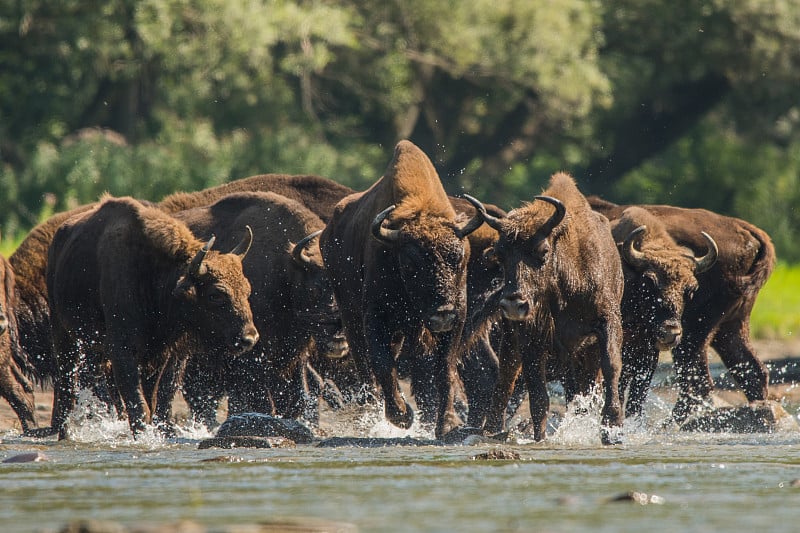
left=2, top=389, right=800, bottom=533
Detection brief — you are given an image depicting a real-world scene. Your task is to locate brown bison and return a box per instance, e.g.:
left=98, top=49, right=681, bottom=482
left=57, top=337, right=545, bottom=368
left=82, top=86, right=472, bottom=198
left=468, top=172, right=625, bottom=444
left=610, top=207, right=718, bottom=417
left=0, top=253, right=38, bottom=432
left=320, top=140, right=484, bottom=439
left=589, top=196, right=775, bottom=422
left=173, top=191, right=347, bottom=428
left=46, top=196, right=258, bottom=439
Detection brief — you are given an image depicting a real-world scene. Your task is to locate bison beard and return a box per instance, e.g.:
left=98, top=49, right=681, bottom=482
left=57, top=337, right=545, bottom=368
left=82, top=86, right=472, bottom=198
left=320, top=140, right=484, bottom=439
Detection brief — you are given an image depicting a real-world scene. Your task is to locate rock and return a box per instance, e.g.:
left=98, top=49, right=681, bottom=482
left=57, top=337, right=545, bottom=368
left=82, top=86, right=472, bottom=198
left=3, top=451, right=49, bottom=463
left=58, top=519, right=128, bottom=533
left=199, top=455, right=245, bottom=463
left=198, top=436, right=296, bottom=449
left=439, top=426, right=484, bottom=445
left=607, top=491, right=664, bottom=505
left=315, top=436, right=442, bottom=448
left=215, top=413, right=314, bottom=444
left=680, top=400, right=799, bottom=433
left=471, top=448, right=521, bottom=460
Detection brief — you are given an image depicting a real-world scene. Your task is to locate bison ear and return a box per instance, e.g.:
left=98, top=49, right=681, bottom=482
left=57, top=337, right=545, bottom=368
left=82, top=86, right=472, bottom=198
left=173, top=275, right=197, bottom=300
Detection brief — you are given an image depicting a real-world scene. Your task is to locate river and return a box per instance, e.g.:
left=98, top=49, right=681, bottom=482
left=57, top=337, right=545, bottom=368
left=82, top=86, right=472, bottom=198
left=2, top=387, right=800, bottom=533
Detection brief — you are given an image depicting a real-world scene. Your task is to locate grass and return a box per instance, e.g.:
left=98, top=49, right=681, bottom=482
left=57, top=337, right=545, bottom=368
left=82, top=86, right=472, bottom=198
left=751, top=262, right=800, bottom=340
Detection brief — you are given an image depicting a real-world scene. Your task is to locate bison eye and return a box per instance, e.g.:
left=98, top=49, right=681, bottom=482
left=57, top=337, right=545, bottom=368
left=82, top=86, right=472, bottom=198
left=207, top=289, right=227, bottom=305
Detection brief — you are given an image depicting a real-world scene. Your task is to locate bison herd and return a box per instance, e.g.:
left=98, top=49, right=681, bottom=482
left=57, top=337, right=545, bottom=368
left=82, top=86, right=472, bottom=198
left=0, top=140, right=776, bottom=444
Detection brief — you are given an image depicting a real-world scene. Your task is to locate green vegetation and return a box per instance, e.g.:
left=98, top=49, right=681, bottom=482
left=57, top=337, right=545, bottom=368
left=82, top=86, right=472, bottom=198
left=751, top=263, right=800, bottom=340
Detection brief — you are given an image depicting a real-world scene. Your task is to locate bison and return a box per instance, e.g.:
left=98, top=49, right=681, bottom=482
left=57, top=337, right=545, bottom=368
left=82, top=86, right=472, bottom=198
left=174, top=191, right=347, bottom=428
left=610, top=207, right=718, bottom=417
left=0, top=253, right=38, bottom=432
left=320, top=140, right=484, bottom=439
left=467, top=172, right=625, bottom=444
left=589, top=196, right=775, bottom=423
left=46, top=196, right=258, bottom=439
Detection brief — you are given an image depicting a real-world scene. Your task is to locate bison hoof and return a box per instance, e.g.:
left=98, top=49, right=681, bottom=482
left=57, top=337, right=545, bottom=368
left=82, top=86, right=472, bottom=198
left=386, top=401, right=414, bottom=429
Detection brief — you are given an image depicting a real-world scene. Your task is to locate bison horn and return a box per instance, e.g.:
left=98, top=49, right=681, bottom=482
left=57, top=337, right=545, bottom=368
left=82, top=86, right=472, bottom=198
left=455, top=195, right=487, bottom=238
left=621, top=225, right=649, bottom=271
left=371, top=205, right=401, bottom=244
left=189, top=234, right=216, bottom=276
left=291, top=229, right=323, bottom=265
left=533, top=195, right=566, bottom=236
left=691, top=231, right=718, bottom=274
left=463, top=194, right=504, bottom=231
left=229, top=225, right=253, bottom=259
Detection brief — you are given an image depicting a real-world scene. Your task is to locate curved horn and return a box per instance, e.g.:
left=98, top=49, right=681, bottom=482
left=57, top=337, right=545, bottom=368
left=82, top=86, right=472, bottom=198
left=229, top=225, right=253, bottom=258
left=455, top=195, right=487, bottom=238
left=463, top=194, right=504, bottom=231
left=621, top=225, right=649, bottom=271
left=189, top=234, right=216, bottom=276
left=371, top=205, right=401, bottom=244
left=291, top=229, right=323, bottom=265
left=692, top=231, right=719, bottom=274
left=533, top=195, right=566, bottom=236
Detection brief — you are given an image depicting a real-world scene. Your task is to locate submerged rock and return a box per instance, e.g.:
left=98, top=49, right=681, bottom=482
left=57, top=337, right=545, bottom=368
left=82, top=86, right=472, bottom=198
left=198, top=436, right=296, bottom=449
left=214, top=413, right=314, bottom=444
left=680, top=400, right=799, bottom=433
left=3, top=451, right=49, bottom=463
left=316, top=436, right=442, bottom=448
left=471, top=448, right=521, bottom=460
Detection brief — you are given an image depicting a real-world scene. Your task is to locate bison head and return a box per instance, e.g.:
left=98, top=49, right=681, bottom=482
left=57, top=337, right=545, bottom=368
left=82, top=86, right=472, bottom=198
left=174, top=228, right=259, bottom=354
left=465, top=194, right=565, bottom=322
left=618, top=221, right=718, bottom=350
left=288, top=230, right=348, bottom=359
left=371, top=204, right=483, bottom=333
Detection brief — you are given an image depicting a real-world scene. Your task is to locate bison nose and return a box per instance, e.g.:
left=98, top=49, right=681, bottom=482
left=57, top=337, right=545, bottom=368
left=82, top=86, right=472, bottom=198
left=500, top=294, right=530, bottom=321
left=427, top=304, right=458, bottom=333
left=238, top=327, right=259, bottom=351
left=324, top=334, right=349, bottom=359
left=657, top=320, right=682, bottom=350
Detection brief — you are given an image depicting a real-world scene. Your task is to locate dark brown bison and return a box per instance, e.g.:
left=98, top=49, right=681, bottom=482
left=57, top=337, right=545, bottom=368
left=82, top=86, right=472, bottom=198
left=610, top=206, right=718, bottom=417
left=173, top=191, right=347, bottom=428
left=320, top=140, right=483, bottom=439
left=46, top=196, right=258, bottom=439
left=468, top=172, right=625, bottom=444
left=0, top=253, right=38, bottom=432
left=589, top=196, right=775, bottom=423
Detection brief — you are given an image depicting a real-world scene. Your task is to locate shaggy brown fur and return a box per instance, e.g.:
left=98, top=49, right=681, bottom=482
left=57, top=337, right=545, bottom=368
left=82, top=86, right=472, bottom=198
left=47, top=196, right=257, bottom=439
left=479, top=173, right=624, bottom=444
left=320, top=140, right=483, bottom=439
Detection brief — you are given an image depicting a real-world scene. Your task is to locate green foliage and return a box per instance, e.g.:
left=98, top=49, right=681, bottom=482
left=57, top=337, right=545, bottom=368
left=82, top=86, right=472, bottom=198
left=751, top=263, right=800, bottom=339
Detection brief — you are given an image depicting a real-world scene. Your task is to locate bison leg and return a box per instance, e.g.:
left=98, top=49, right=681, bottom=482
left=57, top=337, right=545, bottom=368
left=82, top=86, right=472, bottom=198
left=620, top=333, right=659, bottom=418
left=0, top=361, right=38, bottom=433
left=460, top=330, right=499, bottom=428
left=597, top=318, right=624, bottom=445
left=181, top=355, right=225, bottom=430
left=711, top=318, right=768, bottom=403
left=107, top=338, right=149, bottom=437
left=670, top=328, right=715, bottom=423
left=366, top=322, right=413, bottom=430
left=483, top=321, right=522, bottom=434
left=433, top=329, right=465, bottom=440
